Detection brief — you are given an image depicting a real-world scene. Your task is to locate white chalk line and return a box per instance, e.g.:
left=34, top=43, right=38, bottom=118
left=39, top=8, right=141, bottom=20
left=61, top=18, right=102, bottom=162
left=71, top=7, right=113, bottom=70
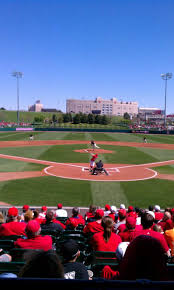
left=44, top=165, right=158, bottom=182
left=0, top=152, right=172, bottom=182
left=0, top=152, right=173, bottom=171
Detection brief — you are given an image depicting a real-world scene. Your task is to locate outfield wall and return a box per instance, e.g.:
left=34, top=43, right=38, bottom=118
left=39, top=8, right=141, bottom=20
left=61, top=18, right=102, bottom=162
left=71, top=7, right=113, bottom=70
left=0, top=127, right=174, bottom=134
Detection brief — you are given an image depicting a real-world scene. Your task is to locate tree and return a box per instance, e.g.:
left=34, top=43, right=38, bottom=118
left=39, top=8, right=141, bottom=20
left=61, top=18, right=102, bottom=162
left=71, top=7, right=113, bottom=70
left=58, top=115, right=63, bottom=125
left=101, top=115, right=110, bottom=125
left=73, top=114, right=81, bottom=124
left=88, top=114, right=95, bottom=124
left=124, top=112, right=130, bottom=120
left=95, top=114, right=102, bottom=124
left=52, top=114, right=58, bottom=124
left=63, top=113, right=71, bottom=123
left=34, top=115, right=44, bottom=123
left=80, top=114, right=88, bottom=123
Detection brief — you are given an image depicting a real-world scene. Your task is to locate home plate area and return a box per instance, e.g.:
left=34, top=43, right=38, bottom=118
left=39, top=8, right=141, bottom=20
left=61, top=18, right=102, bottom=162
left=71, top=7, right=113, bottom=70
left=44, top=163, right=157, bottom=182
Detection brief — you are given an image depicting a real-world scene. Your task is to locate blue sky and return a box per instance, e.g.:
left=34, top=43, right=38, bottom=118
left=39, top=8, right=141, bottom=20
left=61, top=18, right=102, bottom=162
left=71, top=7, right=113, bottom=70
left=0, top=0, right=173, bottom=113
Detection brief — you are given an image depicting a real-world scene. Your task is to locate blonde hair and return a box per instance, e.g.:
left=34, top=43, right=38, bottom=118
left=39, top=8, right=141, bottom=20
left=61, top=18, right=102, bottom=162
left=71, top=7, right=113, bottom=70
left=24, top=210, right=33, bottom=222
left=0, top=212, right=4, bottom=224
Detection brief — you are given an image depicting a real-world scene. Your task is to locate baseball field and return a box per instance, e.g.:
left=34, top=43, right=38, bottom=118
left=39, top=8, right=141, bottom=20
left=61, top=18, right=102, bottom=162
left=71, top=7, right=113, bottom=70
left=0, top=131, right=174, bottom=209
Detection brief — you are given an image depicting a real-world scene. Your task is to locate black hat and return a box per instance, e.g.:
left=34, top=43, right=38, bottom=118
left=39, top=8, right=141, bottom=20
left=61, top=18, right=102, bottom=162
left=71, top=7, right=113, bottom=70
left=62, top=239, right=79, bottom=260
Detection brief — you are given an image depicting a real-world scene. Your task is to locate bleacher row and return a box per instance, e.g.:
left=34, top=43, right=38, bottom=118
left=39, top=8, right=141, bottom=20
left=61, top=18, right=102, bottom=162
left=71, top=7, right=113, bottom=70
left=0, top=205, right=174, bottom=289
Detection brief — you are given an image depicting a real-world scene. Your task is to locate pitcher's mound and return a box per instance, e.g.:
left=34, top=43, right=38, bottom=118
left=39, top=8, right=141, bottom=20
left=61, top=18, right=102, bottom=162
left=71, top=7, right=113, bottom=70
left=74, top=149, right=114, bottom=154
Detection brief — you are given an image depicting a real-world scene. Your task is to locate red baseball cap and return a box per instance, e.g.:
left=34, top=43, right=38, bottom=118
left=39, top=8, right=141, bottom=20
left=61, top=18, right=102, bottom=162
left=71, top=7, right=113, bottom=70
left=23, top=205, right=29, bottom=211
left=119, top=209, right=127, bottom=218
left=26, top=220, right=40, bottom=233
left=105, top=204, right=111, bottom=211
left=126, top=217, right=136, bottom=229
left=57, top=203, right=62, bottom=209
left=128, top=206, right=134, bottom=212
left=41, top=206, right=47, bottom=211
left=8, top=207, right=18, bottom=217
left=95, top=209, right=104, bottom=218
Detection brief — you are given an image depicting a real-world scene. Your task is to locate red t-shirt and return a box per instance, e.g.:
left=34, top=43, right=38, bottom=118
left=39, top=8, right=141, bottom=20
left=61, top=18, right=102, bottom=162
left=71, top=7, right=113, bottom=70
left=155, top=212, right=164, bottom=221
left=134, top=229, right=169, bottom=253
left=83, top=221, right=103, bottom=234
left=14, top=235, right=52, bottom=251
left=0, top=222, right=26, bottom=237
left=66, top=215, right=85, bottom=226
left=90, top=232, right=122, bottom=252
left=119, top=229, right=138, bottom=242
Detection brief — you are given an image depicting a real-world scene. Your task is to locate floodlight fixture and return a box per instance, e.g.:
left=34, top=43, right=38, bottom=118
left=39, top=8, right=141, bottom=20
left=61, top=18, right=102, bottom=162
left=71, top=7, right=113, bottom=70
left=161, top=72, right=172, bottom=128
left=12, top=71, right=23, bottom=125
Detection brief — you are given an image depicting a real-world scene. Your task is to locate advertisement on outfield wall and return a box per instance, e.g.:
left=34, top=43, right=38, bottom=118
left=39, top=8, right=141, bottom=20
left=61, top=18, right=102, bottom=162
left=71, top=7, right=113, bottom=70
left=16, top=128, right=34, bottom=131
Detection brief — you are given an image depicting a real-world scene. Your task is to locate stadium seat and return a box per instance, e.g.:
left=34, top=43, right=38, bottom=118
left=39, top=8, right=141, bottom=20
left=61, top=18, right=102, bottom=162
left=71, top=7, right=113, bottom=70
left=0, top=235, right=25, bottom=241
left=55, top=217, right=68, bottom=224
left=0, top=261, right=25, bottom=275
left=0, top=240, right=14, bottom=251
left=89, top=251, right=119, bottom=277
left=9, top=248, right=42, bottom=262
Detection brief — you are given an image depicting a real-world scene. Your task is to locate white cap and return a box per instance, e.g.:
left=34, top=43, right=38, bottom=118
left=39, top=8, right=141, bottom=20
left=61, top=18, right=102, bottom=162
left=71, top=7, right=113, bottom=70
left=110, top=206, right=117, bottom=212
left=116, top=242, right=129, bottom=260
left=154, top=205, right=160, bottom=211
left=120, top=204, right=125, bottom=209
left=147, top=211, right=155, bottom=219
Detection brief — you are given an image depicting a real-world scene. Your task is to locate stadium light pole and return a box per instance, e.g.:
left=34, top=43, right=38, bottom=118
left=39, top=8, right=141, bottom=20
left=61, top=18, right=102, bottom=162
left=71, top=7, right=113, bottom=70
left=12, top=71, right=23, bottom=125
left=161, top=73, right=172, bottom=128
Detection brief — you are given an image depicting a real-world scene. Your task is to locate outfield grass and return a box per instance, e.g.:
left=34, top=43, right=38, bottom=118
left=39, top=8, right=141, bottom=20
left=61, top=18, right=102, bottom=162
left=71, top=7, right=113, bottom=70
left=0, top=131, right=174, bottom=208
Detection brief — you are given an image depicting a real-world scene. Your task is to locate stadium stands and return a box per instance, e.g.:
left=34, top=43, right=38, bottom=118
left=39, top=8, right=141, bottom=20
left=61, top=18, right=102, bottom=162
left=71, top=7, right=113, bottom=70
left=0, top=203, right=174, bottom=287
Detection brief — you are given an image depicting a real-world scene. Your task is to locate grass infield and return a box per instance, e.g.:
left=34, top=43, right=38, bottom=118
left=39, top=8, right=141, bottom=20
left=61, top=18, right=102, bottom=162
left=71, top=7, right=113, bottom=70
left=0, top=131, right=174, bottom=208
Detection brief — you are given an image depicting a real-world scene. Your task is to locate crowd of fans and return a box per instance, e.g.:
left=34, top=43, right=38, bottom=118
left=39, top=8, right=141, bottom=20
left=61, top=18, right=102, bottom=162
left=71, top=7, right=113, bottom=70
left=0, top=121, right=31, bottom=128
left=129, top=123, right=167, bottom=131
left=0, top=203, right=174, bottom=281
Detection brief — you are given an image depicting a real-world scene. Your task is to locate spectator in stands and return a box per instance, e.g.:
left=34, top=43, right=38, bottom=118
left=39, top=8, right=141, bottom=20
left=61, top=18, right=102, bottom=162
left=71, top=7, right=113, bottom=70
left=135, top=208, right=144, bottom=225
left=18, top=250, right=64, bottom=278
left=109, top=206, right=118, bottom=222
left=158, top=211, right=173, bottom=232
left=14, top=220, right=52, bottom=251
left=84, top=205, right=97, bottom=222
left=114, top=209, right=127, bottom=234
left=55, top=203, right=68, bottom=217
left=20, top=205, right=30, bottom=221
left=23, top=210, right=33, bottom=224
left=0, top=207, right=26, bottom=237
left=153, top=224, right=163, bottom=233
left=83, top=209, right=104, bottom=235
left=41, top=210, right=64, bottom=233
left=32, top=209, right=44, bottom=224
left=66, top=207, right=85, bottom=227
left=104, top=204, right=111, bottom=216
left=127, top=206, right=137, bottom=219
left=62, top=239, right=90, bottom=279
left=119, top=217, right=138, bottom=242
left=119, top=235, right=169, bottom=281
left=154, top=205, right=164, bottom=222
left=90, top=216, right=121, bottom=252
left=134, top=212, right=170, bottom=256
left=65, top=218, right=79, bottom=230
left=0, top=212, right=4, bottom=225
left=164, top=214, right=174, bottom=256
left=39, top=206, right=47, bottom=219
left=116, top=242, right=129, bottom=262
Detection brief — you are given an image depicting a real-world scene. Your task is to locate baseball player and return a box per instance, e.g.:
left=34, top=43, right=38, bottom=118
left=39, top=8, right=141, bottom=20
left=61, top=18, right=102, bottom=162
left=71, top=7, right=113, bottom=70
left=29, top=134, right=34, bottom=141
left=89, top=153, right=98, bottom=172
left=90, top=140, right=100, bottom=151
